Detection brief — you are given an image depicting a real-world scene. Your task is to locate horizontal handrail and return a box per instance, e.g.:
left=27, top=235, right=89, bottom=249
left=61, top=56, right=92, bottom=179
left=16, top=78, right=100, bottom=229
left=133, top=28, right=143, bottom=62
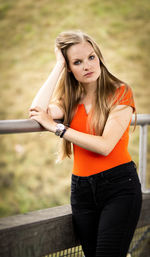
left=0, top=114, right=150, bottom=134
left=0, top=119, right=62, bottom=134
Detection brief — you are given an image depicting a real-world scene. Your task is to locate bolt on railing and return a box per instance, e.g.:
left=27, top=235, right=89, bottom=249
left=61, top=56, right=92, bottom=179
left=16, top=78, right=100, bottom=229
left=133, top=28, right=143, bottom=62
left=0, top=113, right=150, bottom=192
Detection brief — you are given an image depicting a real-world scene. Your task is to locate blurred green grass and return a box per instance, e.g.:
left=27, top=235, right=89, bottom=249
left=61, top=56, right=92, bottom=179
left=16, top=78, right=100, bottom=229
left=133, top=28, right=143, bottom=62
left=0, top=0, right=150, bottom=217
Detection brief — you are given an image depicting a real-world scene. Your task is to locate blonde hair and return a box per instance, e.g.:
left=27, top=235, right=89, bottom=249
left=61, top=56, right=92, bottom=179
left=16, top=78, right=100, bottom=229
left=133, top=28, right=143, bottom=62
left=51, top=30, right=136, bottom=160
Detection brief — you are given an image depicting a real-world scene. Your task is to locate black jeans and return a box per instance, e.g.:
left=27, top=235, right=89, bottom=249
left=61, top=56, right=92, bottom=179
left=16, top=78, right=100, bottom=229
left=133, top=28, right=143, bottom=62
left=71, top=161, right=142, bottom=257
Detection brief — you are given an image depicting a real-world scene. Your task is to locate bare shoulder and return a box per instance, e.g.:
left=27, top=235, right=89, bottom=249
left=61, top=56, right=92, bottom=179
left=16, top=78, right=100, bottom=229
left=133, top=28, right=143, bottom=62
left=47, top=103, right=64, bottom=119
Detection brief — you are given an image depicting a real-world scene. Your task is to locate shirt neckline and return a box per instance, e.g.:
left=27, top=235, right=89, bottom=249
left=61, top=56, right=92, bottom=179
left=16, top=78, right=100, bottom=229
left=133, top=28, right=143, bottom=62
left=78, top=103, right=92, bottom=115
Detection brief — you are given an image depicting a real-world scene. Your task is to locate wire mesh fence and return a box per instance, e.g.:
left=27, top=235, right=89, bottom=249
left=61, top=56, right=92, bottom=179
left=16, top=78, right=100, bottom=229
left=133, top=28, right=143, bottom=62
left=129, top=226, right=150, bottom=257
left=43, top=246, right=83, bottom=257
left=43, top=226, right=150, bottom=257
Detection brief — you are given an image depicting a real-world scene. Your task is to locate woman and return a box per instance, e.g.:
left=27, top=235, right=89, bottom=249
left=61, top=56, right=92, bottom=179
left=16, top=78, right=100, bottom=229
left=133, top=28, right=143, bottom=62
left=29, top=30, right=142, bottom=257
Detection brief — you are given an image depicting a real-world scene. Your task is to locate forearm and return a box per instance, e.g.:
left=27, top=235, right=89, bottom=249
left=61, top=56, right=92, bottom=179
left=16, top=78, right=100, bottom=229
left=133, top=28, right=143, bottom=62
left=52, top=126, right=109, bottom=156
left=30, top=62, right=64, bottom=111
left=30, top=104, right=132, bottom=157
left=58, top=106, right=133, bottom=156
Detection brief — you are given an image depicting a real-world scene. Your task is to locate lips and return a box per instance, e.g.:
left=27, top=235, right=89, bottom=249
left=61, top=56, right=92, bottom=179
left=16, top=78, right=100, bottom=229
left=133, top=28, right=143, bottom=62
left=84, top=72, right=94, bottom=77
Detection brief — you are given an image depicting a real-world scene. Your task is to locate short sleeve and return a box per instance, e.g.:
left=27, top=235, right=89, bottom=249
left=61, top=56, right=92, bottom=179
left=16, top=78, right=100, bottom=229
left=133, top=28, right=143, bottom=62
left=113, top=85, right=136, bottom=113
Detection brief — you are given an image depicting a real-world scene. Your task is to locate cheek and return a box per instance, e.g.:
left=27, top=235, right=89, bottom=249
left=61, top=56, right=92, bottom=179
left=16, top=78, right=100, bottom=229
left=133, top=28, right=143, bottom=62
left=70, top=66, right=82, bottom=78
left=94, top=57, right=100, bottom=67
left=95, top=59, right=101, bottom=73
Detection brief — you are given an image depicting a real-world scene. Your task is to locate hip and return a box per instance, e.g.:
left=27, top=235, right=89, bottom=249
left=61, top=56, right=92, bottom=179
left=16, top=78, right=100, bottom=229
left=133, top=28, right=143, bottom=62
left=71, top=161, right=142, bottom=208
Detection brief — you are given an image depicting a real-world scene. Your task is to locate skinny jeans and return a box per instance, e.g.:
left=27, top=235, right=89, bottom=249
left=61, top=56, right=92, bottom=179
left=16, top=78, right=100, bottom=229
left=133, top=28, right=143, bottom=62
left=71, top=161, right=142, bottom=257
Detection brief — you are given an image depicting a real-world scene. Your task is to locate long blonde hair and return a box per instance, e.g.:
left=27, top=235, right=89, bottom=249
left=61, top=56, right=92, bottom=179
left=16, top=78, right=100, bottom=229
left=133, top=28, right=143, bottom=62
left=51, top=30, right=136, bottom=160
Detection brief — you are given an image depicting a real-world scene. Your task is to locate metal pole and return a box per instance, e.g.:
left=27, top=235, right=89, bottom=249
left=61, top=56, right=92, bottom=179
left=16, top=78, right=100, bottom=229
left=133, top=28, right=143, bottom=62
left=139, top=125, right=148, bottom=193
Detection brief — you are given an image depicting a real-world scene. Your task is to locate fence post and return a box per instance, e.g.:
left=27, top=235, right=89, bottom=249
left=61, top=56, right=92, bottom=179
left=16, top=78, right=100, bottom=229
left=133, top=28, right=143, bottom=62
left=139, top=125, right=148, bottom=193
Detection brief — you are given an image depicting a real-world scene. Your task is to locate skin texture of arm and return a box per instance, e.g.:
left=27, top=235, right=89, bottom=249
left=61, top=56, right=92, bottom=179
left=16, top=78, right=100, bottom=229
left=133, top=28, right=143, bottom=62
left=47, top=103, right=64, bottom=119
left=30, top=62, right=64, bottom=111
left=29, top=104, right=133, bottom=156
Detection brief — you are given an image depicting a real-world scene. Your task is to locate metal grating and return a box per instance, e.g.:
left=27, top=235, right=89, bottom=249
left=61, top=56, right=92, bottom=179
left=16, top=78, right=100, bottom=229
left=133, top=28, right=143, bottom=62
left=129, top=226, right=150, bottom=257
left=43, top=226, right=150, bottom=257
left=43, top=245, right=84, bottom=257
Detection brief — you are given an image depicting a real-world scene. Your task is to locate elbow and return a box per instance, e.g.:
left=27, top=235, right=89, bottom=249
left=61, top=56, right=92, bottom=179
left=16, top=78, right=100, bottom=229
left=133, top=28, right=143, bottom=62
left=103, top=145, right=115, bottom=156
left=100, top=136, right=116, bottom=156
left=93, top=136, right=115, bottom=156
left=103, top=149, right=111, bottom=156
left=97, top=141, right=113, bottom=156
left=96, top=147, right=110, bottom=156
left=102, top=149, right=110, bottom=157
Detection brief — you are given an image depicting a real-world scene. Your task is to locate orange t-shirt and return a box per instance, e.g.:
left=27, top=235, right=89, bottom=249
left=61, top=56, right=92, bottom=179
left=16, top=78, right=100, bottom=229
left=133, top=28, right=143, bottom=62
left=70, top=85, right=136, bottom=176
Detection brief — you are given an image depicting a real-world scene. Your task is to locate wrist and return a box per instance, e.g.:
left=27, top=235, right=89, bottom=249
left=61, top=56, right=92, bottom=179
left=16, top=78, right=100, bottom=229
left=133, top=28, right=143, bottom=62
left=55, top=123, right=68, bottom=138
left=50, top=122, right=57, bottom=133
left=55, top=61, right=65, bottom=70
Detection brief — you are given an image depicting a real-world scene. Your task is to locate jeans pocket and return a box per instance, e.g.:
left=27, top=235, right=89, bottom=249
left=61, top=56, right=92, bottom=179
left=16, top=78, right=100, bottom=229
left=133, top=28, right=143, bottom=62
left=107, top=176, right=132, bottom=185
left=105, top=162, right=140, bottom=186
left=105, top=171, right=133, bottom=185
left=129, top=166, right=141, bottom=186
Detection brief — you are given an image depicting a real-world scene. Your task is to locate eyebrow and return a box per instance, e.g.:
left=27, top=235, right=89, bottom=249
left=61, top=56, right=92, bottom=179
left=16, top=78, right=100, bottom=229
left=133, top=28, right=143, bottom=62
left=71, top=51, right=95, bottom=61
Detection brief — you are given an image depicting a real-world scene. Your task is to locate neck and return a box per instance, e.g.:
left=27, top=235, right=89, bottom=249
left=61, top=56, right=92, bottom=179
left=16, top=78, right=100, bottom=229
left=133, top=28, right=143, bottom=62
left=82, top=81, right=97, bottom=97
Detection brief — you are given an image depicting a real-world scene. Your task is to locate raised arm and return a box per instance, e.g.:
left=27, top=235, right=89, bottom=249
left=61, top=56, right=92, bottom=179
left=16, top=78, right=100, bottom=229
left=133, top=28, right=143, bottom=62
left=30, top=47, right=65, bottom=111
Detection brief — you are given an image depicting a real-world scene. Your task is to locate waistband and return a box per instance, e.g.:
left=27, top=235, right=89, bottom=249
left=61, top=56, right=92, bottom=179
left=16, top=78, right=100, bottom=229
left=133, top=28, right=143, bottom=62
left=72, top=161, right=136, bottom=181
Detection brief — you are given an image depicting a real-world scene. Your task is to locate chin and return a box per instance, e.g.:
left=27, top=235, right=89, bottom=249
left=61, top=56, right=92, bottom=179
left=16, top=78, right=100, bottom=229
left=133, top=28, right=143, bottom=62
left=83, top=77, right=98, bottom=83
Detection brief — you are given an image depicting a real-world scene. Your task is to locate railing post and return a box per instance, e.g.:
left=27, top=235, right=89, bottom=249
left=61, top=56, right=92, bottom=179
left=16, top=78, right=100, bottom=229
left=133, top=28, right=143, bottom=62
left=139, top=125, right=149, bottom=193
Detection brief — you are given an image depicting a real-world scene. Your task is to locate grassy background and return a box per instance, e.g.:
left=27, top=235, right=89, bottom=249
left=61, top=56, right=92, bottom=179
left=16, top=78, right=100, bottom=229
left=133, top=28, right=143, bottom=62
left=0, top=0, right=150, bottom=217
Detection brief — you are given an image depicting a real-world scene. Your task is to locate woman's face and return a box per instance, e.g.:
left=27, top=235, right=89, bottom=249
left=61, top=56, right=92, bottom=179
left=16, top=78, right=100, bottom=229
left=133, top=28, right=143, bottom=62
left=67, top=41, right=101, bottom=86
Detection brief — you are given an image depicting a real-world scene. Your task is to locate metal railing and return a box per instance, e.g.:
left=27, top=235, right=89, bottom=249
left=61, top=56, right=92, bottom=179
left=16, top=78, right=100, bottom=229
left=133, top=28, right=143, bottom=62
left=138, top=115, right=150, bottom=193
left=0, top=113, right=150, bottom=192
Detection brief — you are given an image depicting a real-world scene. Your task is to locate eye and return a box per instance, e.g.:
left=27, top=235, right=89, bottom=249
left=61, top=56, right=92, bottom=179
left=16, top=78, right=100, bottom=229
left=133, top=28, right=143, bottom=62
left=89, top=55, right=95, bottom=60
left=74, top=60, right=81, bottom=65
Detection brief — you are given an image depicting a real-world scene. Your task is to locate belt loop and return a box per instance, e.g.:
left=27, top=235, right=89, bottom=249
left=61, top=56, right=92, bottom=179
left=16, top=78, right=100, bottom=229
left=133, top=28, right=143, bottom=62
left=88, top=176, right=98, bottom=206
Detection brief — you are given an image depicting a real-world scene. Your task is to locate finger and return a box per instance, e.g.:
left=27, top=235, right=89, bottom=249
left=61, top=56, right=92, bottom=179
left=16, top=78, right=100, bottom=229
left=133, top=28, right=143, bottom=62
left=29, top=110, right=39, bottom=115
left=29, top=107, right=38, bottom=112
left=30, top=116, right=40, bottom=122
left=29, top=111, right=39, bottom=117
left=29, top=106, right=42, bottom=111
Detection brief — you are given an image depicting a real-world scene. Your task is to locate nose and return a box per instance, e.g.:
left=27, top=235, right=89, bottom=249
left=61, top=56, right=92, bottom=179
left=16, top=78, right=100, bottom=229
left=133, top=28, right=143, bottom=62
left=83, top=60, right=90, bottom=71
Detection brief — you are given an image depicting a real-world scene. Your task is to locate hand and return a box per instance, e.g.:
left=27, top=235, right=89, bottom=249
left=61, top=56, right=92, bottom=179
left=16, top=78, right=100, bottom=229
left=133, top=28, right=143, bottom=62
left=54, top=46, right=66, bottom=67
left=29, top=106, right=56, bottom=133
